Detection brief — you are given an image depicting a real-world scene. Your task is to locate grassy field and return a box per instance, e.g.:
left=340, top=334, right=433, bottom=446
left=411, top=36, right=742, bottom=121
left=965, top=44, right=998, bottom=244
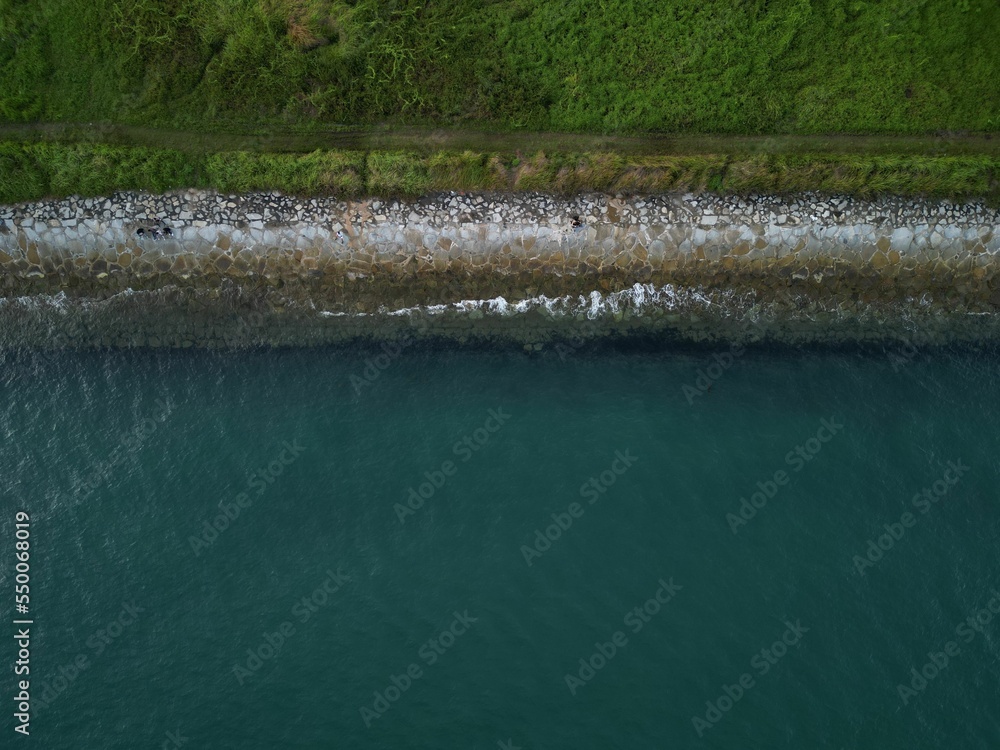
left=1, top=0, right=998, bottom=135
left=2, top=141, right=997, bottom=205
left=1, top=1, right=997, bottom=202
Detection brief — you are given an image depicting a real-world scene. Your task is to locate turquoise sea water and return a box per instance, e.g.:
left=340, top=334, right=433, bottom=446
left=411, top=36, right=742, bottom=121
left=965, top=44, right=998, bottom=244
left=2, top=342, right=999, bottom=748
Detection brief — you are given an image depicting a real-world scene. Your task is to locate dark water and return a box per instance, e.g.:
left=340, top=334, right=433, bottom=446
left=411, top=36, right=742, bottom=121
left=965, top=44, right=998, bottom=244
left=1, top=342, right=999, bottom=748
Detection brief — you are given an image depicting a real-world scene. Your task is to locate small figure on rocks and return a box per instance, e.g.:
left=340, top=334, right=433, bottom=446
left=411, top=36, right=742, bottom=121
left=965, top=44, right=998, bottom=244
left=571, top=215, right=583, bottom=229
left=135, top=222, right=171, bottom=239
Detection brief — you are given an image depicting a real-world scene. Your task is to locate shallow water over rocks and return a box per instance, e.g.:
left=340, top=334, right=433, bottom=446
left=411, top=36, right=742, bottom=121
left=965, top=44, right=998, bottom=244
left=2, top=190, right=999, bottom=348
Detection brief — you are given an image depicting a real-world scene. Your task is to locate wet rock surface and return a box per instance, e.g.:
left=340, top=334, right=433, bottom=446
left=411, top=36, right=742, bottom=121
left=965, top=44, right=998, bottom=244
left=2, top=189, right=1000, bottom=347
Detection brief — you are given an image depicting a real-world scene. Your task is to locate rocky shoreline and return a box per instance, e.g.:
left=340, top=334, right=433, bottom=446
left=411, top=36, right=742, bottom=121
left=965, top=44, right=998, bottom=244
left=2, top=190, right=1000, bottom=348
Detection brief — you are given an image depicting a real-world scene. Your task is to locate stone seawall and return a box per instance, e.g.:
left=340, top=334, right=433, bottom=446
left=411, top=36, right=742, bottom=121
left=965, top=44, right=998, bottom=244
left=2, top=190, right=1000, bottom=347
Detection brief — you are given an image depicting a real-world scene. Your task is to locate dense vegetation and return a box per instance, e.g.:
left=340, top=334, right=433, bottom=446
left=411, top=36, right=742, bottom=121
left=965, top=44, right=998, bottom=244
left=2, top=142, right=997, bottom=205
left=1, top=0, right=997, bottom=135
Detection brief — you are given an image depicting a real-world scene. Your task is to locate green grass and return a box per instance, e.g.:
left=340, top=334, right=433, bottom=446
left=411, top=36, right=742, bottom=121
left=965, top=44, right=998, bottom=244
left=0, top=142, right=200, bottom=201
left=366, top=151, right=431, bottom=195
left=1, top=141, right=996, bottom=206
left=204, top=149, right=365, bottom=193
left=1, top=0, right=997, bottom=135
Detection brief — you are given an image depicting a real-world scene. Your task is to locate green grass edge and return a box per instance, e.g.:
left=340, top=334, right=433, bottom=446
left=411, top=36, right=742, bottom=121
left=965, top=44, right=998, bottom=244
left=2, top=141, right=998, bottom=206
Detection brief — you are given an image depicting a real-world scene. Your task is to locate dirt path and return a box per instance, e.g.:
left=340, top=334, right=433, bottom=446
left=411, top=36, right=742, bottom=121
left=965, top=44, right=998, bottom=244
left=1, top=123, right=997, bottom=156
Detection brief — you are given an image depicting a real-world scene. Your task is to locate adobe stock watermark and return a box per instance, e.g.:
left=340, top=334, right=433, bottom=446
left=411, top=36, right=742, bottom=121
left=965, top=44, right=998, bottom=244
left=350, top=323, right=428, bottom=394
left=727, top=417, right=844, bottom=534
left=852, top=459, right=969, bottom=575
left=189, top=439, right=307, bottom=556
left=521, top=449, right=638, bottom=565
left=158, top=728, right=189, bottom=749
left=885, top=330, right=939, bottom=373
left=691, top=620, right=809, bottom=737
left=32, top=602, right=144, bottom=716
left=394, top=408, right=512, bottom=524
left=359, top=610, right=478, bottom=727
left=29, top=312, right=88, bottom=366
left=232, top=568, right=351, bottom=685
left=221, top=309, right=267, bottom=349
left=886, top=337, right=919, bottom=373
left=895, top=590, right=1000, bottom=706
left=553, top=318, right=603, bottom=360
left=70, top=396, right=174, bottom=505
left=564, top=577, right=681, bottom=695
left=681, top=343, right=746, bottom=404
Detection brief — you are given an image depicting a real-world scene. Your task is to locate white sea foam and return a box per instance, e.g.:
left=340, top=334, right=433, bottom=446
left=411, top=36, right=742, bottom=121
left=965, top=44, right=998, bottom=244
left=309, top=283, right=736, bottom=321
